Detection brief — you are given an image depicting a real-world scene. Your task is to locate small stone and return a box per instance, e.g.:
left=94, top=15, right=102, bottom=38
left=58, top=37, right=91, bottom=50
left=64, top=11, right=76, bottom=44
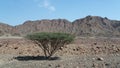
left=48, top=64, right=52, bottom=67
left=0, top=44, right=3, bottom=47
left=97, top=57, right=104, bottom=61
left=76, top=48, right=79, bottom=51
left=92, top=58, right=95, bottom=60
left=55, top=64, right=61, bottom=68
left=96, top=46, right=100, bottom=49
left=116, top=53, right=119, bottom=56
left=105, top=63, right=110, bottom=66
left=59, top=47, right=63, bottom=50
left=64, top=46, right=67, bottom=48
left=73, top=49, right=76, bottom=51
left=57, top=64, right=61, bottom=67
left=76, top=66, right=79, bottom=68
left=94, top=42, right=97, bottom=45
left=92, top=63, right=99, bottom=67
left=14, top=47, right=18, bottom=49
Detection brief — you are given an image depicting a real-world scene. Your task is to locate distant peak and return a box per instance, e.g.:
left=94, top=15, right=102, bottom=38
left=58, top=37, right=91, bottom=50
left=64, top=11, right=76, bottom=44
left=85, top=15, right=109, bottom=20
left=86, top=15, right=101, bottom=18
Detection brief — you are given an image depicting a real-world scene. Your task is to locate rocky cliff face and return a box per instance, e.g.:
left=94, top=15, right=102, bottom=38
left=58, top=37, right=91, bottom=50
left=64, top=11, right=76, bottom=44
left=72, top=16, right=120, bottom=37
left=0, top=23, right=13, bottom=36
left=0, top=16, right=120, bottom=37
left=13, top=19, right=72, bottom=36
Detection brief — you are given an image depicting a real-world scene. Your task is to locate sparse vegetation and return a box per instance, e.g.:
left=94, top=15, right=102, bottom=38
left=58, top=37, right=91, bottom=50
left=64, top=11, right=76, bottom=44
left=25, top=32, right=74, bottom=59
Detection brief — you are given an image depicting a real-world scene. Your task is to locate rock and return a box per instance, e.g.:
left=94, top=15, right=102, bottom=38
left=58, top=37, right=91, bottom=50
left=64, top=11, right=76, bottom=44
left=48, top=64, right=52, bottom=67
left=0, top=44, right=3, bottom=47
left=105, top=63, right=110, bottom=66
left=97, top=57, right=104, bottom=61
left=59, top=47, right=64, bottom=50
left=73, top=49, right=76, bottom=51
left=14, top=47, right=18, bottom=49
left=92, top=58, right=95, bottom=60
left=116, top=53, right=119, bottom=56
left=76, top=66, right=79, bottom=68
left=94, top=42, right=97, bottom=45
left=76, top=48, right=79, bottom=51
left=92, top=63, right=99, bottom=67
left=55, top=64, right=62, bottom=68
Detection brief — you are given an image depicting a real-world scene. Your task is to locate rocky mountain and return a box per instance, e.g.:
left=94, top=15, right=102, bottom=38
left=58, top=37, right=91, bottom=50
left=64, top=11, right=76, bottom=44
left=0, top=16, right=120, bottom=37
left=0, top=22, right=13, bottom=36
left=72, top=16, right=120, bottom=37
left=12, top=19, right=72, bottom=36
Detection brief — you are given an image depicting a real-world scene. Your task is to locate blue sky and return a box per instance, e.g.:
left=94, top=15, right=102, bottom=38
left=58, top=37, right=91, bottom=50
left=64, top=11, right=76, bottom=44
left=0, top=0, right=120, bottom=26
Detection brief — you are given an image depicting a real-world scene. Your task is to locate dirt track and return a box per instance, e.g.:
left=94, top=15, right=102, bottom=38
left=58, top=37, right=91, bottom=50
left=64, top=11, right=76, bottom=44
left=0, top=37, right=120, bottom=68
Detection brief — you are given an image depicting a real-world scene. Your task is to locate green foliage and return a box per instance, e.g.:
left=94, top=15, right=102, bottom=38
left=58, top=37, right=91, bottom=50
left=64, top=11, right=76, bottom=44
left=25, top=32, right=74, bottom=59
left=26, top=32, right=74, bottom=43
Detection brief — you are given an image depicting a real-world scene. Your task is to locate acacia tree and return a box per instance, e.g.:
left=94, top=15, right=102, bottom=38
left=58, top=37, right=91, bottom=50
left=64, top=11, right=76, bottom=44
left=25, top=32, right=74, bottom=59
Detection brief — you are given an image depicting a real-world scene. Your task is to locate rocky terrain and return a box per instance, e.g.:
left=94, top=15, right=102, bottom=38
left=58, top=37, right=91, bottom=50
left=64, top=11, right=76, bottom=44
left=0, top=15, right=120, bottom=37
left=0, top=37, right=119, bottom=68
left=0, top=16, right=120, bottom=68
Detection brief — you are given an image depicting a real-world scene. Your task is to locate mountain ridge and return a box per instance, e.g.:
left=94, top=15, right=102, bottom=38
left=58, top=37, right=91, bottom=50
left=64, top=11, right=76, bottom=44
left=0, top=16, right=120, bottom=37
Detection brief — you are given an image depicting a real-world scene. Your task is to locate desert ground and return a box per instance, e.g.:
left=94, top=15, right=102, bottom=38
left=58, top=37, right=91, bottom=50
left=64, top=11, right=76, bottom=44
left=0, top=37, right=120, bottom=68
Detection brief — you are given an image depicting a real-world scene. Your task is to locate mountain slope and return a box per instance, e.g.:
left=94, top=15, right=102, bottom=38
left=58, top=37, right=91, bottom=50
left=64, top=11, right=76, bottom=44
left=0, top=22, right=13, bottom=36
left=13, top=19, right=72, bottom=36
left=0, top=16, right=120, bottom=37
left=72, top=16, right=120, bottom=37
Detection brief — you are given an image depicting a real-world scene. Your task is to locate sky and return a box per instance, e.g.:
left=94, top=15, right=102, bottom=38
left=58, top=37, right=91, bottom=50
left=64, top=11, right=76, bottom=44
left=0, top=0, right=120, bottom=26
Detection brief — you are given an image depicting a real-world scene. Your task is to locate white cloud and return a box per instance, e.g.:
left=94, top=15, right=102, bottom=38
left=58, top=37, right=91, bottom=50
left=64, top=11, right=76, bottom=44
left=36, top=0, right=56, bottom=12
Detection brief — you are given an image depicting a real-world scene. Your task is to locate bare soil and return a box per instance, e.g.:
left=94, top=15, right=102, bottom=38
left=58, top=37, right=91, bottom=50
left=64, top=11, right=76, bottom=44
left=0, top=37, right=120, bottom=68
